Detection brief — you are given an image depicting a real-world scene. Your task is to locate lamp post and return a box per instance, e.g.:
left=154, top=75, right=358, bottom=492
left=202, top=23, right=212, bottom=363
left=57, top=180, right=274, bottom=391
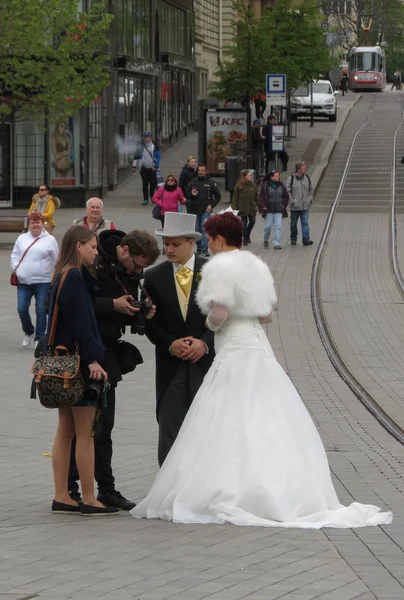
left=245, top=3, right=252, bottom=166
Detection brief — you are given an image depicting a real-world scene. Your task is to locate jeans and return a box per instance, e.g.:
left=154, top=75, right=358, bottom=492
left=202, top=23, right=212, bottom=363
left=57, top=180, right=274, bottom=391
left=17, top=282, right=50, bottom=341
left=290, top=209, right=310, bottom=241
left=69, top=385, right=116, bottom=494
left=140, top=166, right=157, bottom=202
left=241, top=215, right=256, bottom=242
left=264, top=213, right=283, bottom=246
left=195, top=211, right=211, bottom=253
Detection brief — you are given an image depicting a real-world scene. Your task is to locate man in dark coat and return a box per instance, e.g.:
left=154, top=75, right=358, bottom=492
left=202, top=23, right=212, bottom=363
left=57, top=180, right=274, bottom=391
left=186, top=165, right=221, bottom=257
left=143, top=212, right=215, bottom=465
left=68, top=229, right=160, bottom=510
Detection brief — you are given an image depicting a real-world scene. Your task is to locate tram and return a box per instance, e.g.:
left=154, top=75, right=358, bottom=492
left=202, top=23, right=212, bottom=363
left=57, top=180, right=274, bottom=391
left=348, top=46, right=386, bottom=91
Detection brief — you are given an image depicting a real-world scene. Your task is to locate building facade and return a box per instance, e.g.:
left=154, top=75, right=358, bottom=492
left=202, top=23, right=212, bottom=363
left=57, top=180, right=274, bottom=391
left=3, top=0, right=196, bottom=208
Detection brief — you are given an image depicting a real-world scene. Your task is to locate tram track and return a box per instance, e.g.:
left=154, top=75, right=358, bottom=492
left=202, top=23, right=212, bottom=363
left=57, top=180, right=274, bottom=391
left=312, top=93, right=404, bottom=445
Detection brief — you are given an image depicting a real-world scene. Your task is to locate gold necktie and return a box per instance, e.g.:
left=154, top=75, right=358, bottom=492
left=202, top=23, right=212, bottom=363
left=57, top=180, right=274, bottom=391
left=175, top=265, right=193, bottom=298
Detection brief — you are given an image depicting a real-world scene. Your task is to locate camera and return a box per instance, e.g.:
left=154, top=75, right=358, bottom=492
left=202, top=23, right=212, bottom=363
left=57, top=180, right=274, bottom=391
left=83, top=380, right=111, bottom=404
left=130, top=298, right=153, bottom=336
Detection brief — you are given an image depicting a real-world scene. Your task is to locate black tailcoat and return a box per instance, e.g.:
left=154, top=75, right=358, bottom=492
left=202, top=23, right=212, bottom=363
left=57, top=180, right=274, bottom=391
left=144, top=255, right=215, bottom=414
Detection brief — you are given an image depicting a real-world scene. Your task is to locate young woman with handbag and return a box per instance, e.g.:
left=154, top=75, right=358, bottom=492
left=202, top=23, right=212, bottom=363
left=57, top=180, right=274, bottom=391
left=45, top=226, right=118, bottom=516
left=152, top=174, right=186, bottom=227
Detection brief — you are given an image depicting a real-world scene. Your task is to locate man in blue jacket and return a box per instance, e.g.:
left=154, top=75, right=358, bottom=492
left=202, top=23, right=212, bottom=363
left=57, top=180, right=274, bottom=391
left=133, top=132, right=161, bottom=206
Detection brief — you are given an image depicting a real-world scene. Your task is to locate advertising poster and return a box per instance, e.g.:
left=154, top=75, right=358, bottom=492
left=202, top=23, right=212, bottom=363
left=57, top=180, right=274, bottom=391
left=50, top=117, right=76, bottom=186
left=205, top=110, right=247, bottom=175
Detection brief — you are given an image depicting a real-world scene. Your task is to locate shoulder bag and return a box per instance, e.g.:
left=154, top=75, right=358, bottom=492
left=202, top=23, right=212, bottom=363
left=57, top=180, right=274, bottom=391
left=10, top=237, right=40, bottom=286
left=152, top=190, right=163, bottom=220
left=31, top=268, right=84, bottom=409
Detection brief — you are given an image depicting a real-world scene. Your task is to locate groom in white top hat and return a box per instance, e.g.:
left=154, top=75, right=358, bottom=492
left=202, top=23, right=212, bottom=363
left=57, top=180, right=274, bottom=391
left=144, top=212, right=215, bottom=465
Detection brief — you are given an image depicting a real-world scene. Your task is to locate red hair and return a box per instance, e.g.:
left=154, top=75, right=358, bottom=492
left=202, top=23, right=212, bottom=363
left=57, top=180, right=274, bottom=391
left=204, top=212, right=243, bottom=248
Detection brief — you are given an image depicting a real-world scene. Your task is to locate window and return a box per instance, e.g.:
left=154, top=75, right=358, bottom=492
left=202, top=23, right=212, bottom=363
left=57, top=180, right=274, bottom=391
left=356, top=52, right=377, bottom=71
left=161, top=3, right=187, bottom=56
left=116, top=0, right=151, bottom=58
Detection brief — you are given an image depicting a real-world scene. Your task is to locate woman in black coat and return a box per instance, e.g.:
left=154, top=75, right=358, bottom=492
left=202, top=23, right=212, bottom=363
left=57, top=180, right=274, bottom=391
left=48, top=226, right=118, bottom=516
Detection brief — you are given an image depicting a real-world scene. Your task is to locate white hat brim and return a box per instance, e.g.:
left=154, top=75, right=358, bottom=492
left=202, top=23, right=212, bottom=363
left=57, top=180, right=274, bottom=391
left=155, top=228, right=202, bottom=241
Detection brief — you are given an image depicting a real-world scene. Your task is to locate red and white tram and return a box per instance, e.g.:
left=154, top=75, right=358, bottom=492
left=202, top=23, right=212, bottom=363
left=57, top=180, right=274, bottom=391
left=348, top=46, right=386, bottom=91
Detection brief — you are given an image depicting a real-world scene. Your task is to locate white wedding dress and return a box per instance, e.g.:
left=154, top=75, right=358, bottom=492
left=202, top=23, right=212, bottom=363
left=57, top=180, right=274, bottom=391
left=131, top=251, right=393, bottom=528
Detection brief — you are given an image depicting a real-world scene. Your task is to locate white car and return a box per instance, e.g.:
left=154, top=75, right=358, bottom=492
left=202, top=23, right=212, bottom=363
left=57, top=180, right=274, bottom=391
left=291, top=80, right=339, bottom=122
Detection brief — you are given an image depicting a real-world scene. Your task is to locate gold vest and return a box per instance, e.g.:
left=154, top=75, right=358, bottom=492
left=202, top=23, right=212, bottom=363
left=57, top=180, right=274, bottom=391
left=174, top=276, right=192, bottom=320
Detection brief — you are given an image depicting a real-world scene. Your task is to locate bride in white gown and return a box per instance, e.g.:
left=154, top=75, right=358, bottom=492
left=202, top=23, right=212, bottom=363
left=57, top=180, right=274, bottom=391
left=131, top=212, right=393, bottom=528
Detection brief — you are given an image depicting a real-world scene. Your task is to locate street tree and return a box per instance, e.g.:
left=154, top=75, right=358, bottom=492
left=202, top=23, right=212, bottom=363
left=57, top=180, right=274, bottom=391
left=0, top=0, right=113, bottom=125
left=211, top=0, right=330, bottom=102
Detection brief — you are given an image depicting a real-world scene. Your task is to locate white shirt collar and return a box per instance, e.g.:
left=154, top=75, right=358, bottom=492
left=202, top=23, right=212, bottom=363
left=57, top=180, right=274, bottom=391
left=172, top=254, right=195, bottom=274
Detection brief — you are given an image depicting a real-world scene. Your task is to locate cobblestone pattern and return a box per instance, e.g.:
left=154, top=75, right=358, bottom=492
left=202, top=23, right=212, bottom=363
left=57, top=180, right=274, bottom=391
left=1, top=96, right=403, bottom=599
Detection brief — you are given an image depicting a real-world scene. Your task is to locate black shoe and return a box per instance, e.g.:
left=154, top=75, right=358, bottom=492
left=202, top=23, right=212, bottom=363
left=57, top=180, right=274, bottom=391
left=69, top=490, right=83, bottom=504
left=303, top=239, right=313, bottom=246
left=142, top=200, right=148, bottom=206
left=274, top=245, right=282, bottom=250
left=243, top=241, right=249, bottom=246
left=199, top=251, right=209, bottom=258
left=52, top=500, right=81, bottom=514
left=291, top=240, right=297, bottom=246
left=80, top=503, right=120, bottom=516
left=263, top=241, right=269, bottom=248
left=97, top=490, right=136, bottom=511
left=247, top=238, right=251, bottom=245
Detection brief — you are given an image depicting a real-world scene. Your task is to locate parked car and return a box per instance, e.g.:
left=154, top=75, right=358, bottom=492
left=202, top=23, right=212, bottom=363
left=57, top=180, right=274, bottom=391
left=291, top=80, right=340, bottom=122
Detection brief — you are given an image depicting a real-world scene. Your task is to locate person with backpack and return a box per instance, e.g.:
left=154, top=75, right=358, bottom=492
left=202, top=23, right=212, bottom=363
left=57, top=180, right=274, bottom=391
left=133, top=132, right=161, bottom=206
left=286, top=161, right=314, bottom=246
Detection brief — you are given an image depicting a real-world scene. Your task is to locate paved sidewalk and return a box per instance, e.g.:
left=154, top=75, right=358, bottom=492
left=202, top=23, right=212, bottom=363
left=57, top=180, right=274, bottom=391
left=1, top=96, right=403, bottom=600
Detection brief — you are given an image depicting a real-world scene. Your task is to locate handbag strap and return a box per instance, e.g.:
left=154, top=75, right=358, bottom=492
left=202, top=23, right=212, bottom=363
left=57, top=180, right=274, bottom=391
left=144, top=144, right=156, bottom=165
left=14, top=237, right=40, bottom=272
left=47, top=268, right=73, bottom=347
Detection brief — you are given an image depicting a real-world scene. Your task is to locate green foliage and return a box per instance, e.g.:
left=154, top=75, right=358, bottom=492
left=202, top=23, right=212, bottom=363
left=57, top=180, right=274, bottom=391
left=211, top=0, right=330, bottom=101
left=0, top=0, right=113, bottom=124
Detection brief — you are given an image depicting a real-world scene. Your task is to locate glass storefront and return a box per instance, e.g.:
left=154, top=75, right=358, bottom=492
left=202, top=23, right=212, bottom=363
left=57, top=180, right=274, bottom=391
left=115, top=0, right=151, bottom=59
left=117, top=74, right=156, bottom=165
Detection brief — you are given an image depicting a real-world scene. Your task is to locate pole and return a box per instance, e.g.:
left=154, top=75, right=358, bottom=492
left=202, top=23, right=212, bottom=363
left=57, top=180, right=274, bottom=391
left=43, top=106, right=49, bottom=185
left=246, top=3, right=252, bottom=167
left=310, top=81, right=314, bottom=128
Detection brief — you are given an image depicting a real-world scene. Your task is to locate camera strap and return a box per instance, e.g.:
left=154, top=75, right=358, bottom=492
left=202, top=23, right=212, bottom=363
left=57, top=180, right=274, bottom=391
left=113, top=271, right=151, bottom=302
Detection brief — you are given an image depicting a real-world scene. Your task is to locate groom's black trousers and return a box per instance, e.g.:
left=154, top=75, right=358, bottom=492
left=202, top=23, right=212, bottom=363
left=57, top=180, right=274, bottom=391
left=157, top=363, right=200, bottom=466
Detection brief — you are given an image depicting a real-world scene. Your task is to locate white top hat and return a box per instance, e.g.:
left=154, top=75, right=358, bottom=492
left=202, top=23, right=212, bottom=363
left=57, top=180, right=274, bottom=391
left=155, top=212, right=202, bottom=241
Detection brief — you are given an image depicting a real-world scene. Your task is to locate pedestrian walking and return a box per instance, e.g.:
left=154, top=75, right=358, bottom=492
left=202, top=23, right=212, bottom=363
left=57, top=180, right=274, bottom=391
left=260, top=170, right=289, bottom=249
left=231, top=169, right=260, bottom=246
left=142, top=212, right=214, bottom=465
left=133, top=132, right=161, bottom=206
left=251, top=120, right=263, bottom=179
left=179, top=156, right=196, bottom=197
left=340, top=74, right=348, bottom=96
left=47, top=226, right=119, bottom=516
left=28, top=184, right=60, bottom=234
left=73, top=197, right=116, bottom=234
left=10, top=212, right=59, bottom=348
left=186, top=165, right=221, bottom=257
left=152, top=174, right=187, bottom=228
left=286, top=161, right=314, bottom=246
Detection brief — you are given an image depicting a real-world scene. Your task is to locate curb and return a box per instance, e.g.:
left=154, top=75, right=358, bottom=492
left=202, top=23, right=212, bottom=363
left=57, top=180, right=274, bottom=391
left=310, top=94, right=362, bottom=192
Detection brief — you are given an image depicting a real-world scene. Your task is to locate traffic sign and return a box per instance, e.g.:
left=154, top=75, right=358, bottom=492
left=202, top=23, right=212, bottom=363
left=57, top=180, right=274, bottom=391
left=266, top=74, right=286, bottom=94
left=266, top=74, right=287, bottom=106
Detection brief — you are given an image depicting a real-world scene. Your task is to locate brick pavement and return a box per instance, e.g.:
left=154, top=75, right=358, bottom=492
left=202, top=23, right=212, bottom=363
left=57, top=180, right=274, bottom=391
left=1, top=99, right=404, bottom=600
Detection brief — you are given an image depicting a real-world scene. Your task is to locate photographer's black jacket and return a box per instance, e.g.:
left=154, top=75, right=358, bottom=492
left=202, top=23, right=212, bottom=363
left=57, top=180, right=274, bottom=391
left=88, top=230, right=141, bottom=383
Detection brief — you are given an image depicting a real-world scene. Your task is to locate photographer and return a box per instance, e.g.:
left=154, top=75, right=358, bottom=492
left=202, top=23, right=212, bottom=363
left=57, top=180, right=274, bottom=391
left=68, top=229, right=160, bottom=510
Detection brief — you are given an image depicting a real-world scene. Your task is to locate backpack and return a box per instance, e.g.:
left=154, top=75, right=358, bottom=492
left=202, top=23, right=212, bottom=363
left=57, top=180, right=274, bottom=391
left=289, top=173, right=311, bottom=188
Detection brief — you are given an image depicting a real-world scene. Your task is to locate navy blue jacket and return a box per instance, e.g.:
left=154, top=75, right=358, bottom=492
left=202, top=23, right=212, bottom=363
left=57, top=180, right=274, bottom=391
left=46, top=267, right=105, bottom=381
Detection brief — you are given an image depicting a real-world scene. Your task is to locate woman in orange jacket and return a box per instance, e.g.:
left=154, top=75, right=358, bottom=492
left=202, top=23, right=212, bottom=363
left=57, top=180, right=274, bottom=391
left=28, top=184, right=61, bottom=233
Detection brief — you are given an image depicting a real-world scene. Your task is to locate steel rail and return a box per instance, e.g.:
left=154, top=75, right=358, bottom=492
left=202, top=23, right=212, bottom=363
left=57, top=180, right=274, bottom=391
left=311, top=95, right=404, bottom=445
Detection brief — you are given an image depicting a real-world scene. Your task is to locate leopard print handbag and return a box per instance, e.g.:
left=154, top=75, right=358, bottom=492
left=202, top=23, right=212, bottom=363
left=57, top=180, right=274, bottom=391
left=31, top=268, right=84, bottom=408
